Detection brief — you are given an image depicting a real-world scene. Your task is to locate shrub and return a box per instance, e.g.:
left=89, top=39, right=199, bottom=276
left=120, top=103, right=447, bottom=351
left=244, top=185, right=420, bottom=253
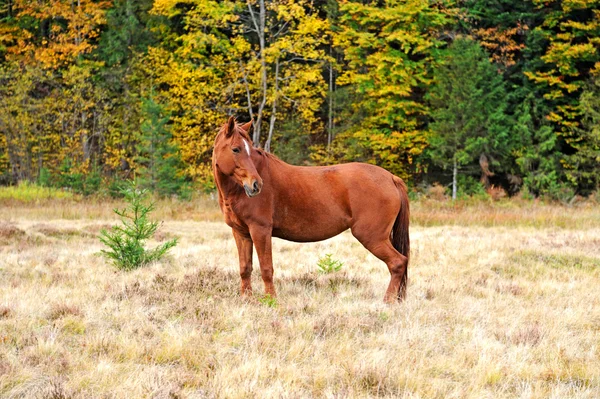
left=544, top=182, right=576, bottom=204
left=452, top=175, right=487, bottom=199
left=426, top=183, right=447, bottom=201
left=0, top=181, right=74, bottom=201
left=258, top=295, right=278, bottom=308
left=487, top=185, right=507, bottom=201
left=99, top=182, right=177, bottom=270
left=317, top=254, right=343, bottom=274
left=38, top=167, right=52, bottom=187
left=107, top=177, right=128, bottom=198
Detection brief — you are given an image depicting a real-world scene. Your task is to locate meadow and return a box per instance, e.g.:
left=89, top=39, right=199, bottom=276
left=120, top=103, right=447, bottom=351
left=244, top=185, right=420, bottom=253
left=0, top=192, right=599, bottom=398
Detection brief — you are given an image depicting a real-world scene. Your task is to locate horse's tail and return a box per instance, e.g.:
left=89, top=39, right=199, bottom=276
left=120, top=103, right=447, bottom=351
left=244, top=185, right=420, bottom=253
left=391, top=176, right=410, bottom=299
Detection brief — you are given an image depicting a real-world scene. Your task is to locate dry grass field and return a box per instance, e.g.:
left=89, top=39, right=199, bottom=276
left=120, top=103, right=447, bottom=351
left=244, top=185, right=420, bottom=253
left=1, top=197, right=599, bottom=398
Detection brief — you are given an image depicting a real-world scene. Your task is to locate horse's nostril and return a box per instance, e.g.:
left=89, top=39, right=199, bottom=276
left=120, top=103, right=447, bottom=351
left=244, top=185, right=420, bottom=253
left=253, top=181, right=259, bottom=192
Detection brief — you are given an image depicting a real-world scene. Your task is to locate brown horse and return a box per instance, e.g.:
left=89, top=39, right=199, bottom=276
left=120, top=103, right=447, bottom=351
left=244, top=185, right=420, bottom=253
left=212, top=117, right=410, bottom=303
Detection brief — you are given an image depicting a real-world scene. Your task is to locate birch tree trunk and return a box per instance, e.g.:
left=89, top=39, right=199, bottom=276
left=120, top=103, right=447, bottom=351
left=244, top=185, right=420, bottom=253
left=327, top=51, right=334, bottom=150
left=247, top=0, right=267, bottom=147
left=452, top=157, right=458, bottom=200
left=264, top=59, right=279, bottom=153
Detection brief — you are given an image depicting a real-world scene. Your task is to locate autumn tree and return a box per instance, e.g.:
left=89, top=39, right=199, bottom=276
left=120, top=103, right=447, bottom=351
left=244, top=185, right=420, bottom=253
left=331, top=0, right=449, bottom=180
left=145, top=0, right=330, bottom=186
left=0, top=0, right=110, bottom=185
left=525, top=0, right=600, bottom=193
left=242, top=0, right=329, bottom=150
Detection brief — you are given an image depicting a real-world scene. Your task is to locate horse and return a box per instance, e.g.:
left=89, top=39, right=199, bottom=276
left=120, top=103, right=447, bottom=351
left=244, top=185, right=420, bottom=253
left=212, top=116, right=410, bottom=303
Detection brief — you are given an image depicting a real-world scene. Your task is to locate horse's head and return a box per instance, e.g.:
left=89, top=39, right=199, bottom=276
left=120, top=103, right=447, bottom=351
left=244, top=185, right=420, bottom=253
left=213, top=116, right=263, bottom=197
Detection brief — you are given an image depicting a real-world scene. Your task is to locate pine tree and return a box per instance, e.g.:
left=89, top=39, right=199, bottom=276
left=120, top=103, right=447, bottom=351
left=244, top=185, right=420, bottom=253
left=97, top=0, right=154, bottom=67
left=136, top=96, right=190, bottom=199
left=512, top=94, right=561, bottom=196
left=568, top=77, right=600, bottom=194
left=99, top=181, right=177, bottom=270
left=427, top=37, right=511, bottom=199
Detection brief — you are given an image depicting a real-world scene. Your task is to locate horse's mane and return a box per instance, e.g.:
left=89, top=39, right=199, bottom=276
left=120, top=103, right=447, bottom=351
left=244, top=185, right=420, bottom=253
left=254, top=147, right=282, bottom=163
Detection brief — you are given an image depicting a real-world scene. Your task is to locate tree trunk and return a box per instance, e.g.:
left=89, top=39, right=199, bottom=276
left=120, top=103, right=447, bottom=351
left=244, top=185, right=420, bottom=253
left=265, top=59, right=279, bottom=153
left=327, top=47, right=334, bottom=150
left=247, top=0, right=267, bottom=147
left=452, top=157, right=458, bottom=200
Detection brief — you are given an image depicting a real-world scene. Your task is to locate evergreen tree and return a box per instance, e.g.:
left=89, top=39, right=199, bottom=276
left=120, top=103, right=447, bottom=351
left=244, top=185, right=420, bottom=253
left=427, top=37, right=511, bottom=199
left=568, top=77, right=600, bottom=194
left=97, top=0, right=155, bottom=67
left=136, top=96, right=190, bottom=199
left=512, top=93, right=561, bottom=196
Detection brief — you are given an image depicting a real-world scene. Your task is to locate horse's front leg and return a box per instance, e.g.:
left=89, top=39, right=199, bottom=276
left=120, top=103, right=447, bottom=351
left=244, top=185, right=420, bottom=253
left=232, top=230, right=253, bottom=296
left=249, top=225, right=276, bottom=297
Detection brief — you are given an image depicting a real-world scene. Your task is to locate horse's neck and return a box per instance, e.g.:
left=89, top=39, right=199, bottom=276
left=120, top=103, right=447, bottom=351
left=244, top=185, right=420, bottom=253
left=214, top=170, right=241, bottom=200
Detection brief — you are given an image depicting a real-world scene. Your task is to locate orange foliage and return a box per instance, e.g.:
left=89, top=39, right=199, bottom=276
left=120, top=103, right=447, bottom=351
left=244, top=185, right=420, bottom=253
left=4, top=0, right=110, bottom=68
left=473, top=24, right=528, bottom=67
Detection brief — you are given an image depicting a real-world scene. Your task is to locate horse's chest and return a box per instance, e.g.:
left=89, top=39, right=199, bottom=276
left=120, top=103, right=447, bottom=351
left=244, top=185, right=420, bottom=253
left=222, top=201, right=247, bottom=231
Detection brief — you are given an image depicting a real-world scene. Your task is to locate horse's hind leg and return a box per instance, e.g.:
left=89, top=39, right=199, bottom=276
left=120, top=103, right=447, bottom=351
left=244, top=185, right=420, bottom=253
left=351, top=227, right=408, bottom=303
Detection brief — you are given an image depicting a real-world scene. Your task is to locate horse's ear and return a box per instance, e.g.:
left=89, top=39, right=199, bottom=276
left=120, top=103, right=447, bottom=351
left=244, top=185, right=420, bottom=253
left=225, top=116, right=236, bottom=138
left=240, top=120, right=253, bottom=134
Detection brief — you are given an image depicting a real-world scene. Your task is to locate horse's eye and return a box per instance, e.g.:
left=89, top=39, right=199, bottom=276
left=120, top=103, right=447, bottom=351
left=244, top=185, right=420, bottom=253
left=232, top=147, right=241, bottom=154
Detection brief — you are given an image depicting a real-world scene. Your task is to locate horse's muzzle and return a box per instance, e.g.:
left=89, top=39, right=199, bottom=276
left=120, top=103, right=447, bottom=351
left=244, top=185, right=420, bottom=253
left=244, top=180, right=261, bottom=197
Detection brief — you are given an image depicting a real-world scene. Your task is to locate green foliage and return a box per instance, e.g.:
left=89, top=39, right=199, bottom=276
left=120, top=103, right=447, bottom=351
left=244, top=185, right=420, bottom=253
left=257, top=295, right=278, bottom=308
left=56, top=158, right=84, bottom=194
left=99, top=182, right=177, bottom=270
left=565, top=76, right=600, bottom=194
left=96, top=0, right=155, bottom=67
left=427, top=37, right=511, bottom=197
left=83, top=167, right=102, bottom=196
left=317, top=253, right=343, bottom=274
left=449, top=175, right=487, bottom=199
left=543, top=182, right=576, bottom=204
left=37, top=167, right=52, bottom=188
left=0, top=181, right=74, bottom=201
left=55, top=158, right=101, bottom=196
left=107, top=177, right=128, bottom=199
left=334, top=0, right=449, bottom=180
left=136, top=96, right=191, bottom=199
left=513, top=94, right=562, bottom=196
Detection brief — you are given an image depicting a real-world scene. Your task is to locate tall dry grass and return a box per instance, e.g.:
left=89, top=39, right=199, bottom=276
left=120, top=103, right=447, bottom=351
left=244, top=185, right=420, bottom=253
left=1, top=194, right=598, bottom=229
left=0, top=199, right=599, bottom=398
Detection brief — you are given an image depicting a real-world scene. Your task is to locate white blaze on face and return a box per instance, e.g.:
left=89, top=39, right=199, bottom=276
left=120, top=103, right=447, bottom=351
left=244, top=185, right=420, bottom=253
left=243, top=139, right=251, bottom=156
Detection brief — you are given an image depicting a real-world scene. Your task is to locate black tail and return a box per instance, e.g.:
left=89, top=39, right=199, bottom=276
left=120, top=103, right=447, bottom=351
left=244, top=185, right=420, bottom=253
left=391, top=177, right=410, bottom=299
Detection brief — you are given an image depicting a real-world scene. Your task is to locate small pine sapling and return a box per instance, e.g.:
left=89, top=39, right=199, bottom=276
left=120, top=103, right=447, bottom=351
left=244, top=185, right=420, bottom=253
left=317, top=253, right=343, bottom=274
left=99, top=182, right=177, bottom=270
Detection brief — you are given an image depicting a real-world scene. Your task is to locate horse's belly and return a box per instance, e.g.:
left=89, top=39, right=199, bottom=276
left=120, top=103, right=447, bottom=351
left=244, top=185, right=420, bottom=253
left=272, top=209, right=350, bottom=242
left=272, top=223, right=348, bottom=242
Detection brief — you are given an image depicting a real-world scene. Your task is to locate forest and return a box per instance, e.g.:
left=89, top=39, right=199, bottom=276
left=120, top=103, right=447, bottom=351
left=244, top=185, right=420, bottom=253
left=0, top=0, right=599, bottom=200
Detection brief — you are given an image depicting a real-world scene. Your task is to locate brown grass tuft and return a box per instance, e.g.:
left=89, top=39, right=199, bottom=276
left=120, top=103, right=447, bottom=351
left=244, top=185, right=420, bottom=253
left=511, top=323, right=544, bottom=346
left=47, top=304, right=82, bottom=320
left=0, top=305, right=12, bottom=319
left=426, top=183, right=447, bottom=201
left=0, top=222, right=25, bottom=244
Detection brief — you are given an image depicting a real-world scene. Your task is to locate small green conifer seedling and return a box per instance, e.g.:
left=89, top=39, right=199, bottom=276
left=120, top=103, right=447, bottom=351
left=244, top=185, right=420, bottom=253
left=99, top=182, right=177, bottom=270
